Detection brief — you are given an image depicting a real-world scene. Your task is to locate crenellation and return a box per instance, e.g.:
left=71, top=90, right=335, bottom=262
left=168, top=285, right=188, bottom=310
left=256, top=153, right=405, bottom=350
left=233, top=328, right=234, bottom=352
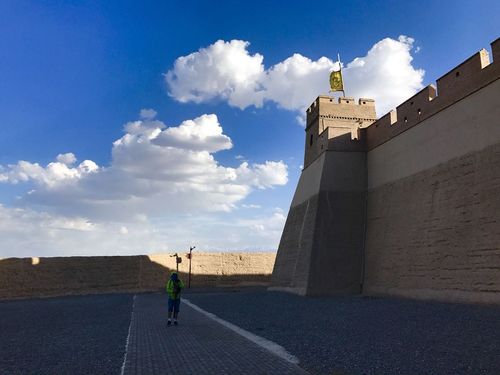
left=306, top=98, right=320, bottom=128
left=359, top=98, right=375, bottom=106
left=365, top=110, right=396, bottom=150
left=491, top=37, right=500, bottom=63
left=366, top=39, right=500, bottom=151
left=339, top=97, right=355, bottom=104
left=395, top=85, right=437, bottom=127
left=304, top=95, right=377, bottom=166
left=436, top=49, right=490, bottom=98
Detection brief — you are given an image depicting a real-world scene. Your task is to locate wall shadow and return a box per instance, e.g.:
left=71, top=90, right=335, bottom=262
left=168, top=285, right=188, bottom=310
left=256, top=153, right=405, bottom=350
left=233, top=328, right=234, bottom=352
left=0, top=256, right=272, bottom=300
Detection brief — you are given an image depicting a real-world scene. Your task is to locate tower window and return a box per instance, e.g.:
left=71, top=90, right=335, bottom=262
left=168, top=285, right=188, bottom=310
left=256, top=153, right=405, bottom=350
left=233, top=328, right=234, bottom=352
left=309, top=134, right=313, bottom=146
left=456, top=71, right=460, bottom=77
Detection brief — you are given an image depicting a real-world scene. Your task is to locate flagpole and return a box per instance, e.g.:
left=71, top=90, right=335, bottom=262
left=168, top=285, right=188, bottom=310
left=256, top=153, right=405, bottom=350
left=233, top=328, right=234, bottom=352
left=338, top=53, right=345, bottom=97
left=329, top=53, right=344, bottom=97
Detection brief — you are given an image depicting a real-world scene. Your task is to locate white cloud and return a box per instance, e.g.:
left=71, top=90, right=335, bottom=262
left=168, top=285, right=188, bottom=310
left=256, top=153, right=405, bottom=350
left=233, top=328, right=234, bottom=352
left=235, top=161, right=288, bottom=189
left=166, top=36, right=424, bottom=116
left=0, top=159, right=98, bottom=187
left=139, top=108, right=157, bottom=119
left=264, top=54, right=339, bottom=112
left=241, top=204, right=261, bottom=209
left=344, top=35, right=424, bottom=116
left=237, top=210, right=287, bottom=238
left=152, top=114, right=232, bottom=152
left=0, top=109, right=291, bottom=257
left=165, top=40, right=265, bottom=109
left=56, top=153, right=77, bottom=165
left=0, top=204, right=166, bottom=257
left=0, top=111, right=288, bottom=220
left=0, top=203, right=287, bottom=257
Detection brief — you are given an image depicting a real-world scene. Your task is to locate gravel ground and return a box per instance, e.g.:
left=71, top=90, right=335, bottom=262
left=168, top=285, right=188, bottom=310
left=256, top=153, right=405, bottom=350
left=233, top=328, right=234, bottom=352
left=184, top=289, right=500, bottom=375
left=0, top=293, right=134, bottom=375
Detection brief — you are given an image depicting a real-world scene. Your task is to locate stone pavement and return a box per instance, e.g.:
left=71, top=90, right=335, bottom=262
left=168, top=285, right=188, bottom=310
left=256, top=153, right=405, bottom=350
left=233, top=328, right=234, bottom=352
left=121, top=293, right=308, bottom=375
left=0, top=293, right=133, bottom=375
left=3, top=290, right=499, bottom=374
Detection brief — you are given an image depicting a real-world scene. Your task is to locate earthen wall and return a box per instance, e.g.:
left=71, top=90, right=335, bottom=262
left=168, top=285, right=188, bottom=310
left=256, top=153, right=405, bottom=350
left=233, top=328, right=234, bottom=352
left=272, top=38, right=500, bottom=304
left=363, top=38, right=500, bottom=304
left=366, top=38, right=500, bottom=151
left=0, top=252, right=275, bottom=300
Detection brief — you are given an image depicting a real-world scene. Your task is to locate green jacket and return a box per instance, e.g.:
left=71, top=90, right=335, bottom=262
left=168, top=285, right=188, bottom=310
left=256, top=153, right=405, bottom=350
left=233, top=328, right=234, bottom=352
left=166, top=278, right=184, bottom=300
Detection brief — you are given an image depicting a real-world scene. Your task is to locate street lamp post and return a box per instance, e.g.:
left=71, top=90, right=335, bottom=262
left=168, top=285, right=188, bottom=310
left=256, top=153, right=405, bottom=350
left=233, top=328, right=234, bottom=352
left=188, top=246, right=195, bottom=288
left=170, top=253, right=181, bottom=272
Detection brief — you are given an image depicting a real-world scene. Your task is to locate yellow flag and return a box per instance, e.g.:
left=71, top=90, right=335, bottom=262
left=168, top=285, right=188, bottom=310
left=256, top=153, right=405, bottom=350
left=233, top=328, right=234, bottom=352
left=329, top=69, right=344, bottom=92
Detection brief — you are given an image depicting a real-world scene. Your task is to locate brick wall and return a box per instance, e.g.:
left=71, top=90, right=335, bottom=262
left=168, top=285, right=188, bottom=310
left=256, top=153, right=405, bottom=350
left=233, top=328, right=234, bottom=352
left=364, top=140, right=500, bottom=304
left=362, top=56, right=500, bottom=304
left=0, top=252, right=276, bottom=300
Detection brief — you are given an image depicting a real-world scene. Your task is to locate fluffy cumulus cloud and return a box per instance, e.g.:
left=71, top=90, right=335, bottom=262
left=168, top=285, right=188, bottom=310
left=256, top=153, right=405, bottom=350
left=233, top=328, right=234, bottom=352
left=345, top=36, right=424, bottom=116
left=56, top=152, right=77, bottom=165
left=165, top=40, right=266, bottom=109
left=1, top=111, right=288, bottom=216
left=234, top=161, right=288, bottom=189
left=0, top=157, right=98, bottom=187
left=152, top=114, right=232, bottom=152
left=166, top=36, right=424, bottom=117
left=0, top=111, right=289, bottom=256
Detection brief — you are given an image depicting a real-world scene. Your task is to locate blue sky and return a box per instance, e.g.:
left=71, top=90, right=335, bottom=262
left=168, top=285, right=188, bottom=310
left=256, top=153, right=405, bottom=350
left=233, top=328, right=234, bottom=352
left=1, top=1, right=499, bottom=257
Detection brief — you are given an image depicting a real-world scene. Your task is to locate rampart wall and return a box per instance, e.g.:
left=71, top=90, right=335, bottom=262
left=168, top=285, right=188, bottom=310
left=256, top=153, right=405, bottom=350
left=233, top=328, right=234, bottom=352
left=0, top=252, right=275, bottom=300
left=363, top=38, right=500, bottom=304
left=271, top=37, right=500, bottom=304
left=365, top=39, right=499, bottom=151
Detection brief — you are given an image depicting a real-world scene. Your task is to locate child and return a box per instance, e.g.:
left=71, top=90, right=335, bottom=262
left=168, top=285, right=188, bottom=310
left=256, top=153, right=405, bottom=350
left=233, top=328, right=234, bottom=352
left=166, top=272, right=184, bottom=326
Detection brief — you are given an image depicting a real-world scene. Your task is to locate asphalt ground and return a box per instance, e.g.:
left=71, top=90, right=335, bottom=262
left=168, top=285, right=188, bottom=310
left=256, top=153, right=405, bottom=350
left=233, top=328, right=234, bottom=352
left=122, top=293, right=306, bottom=374
left=1, top=289, right=499, bottom=375
left=0, top=293, right=134, bottom=375
left=0, top=291, right=305, bottom=375
left=184, top=288, right=500, bottom=375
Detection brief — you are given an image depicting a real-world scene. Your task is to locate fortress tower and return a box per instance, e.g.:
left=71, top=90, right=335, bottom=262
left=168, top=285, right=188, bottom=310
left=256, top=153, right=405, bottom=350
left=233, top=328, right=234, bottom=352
left=270, top=95, right=377, bottom=296
left=271, top=38, right=500, bottom=303
left=304, top=96, right=376, bottom=168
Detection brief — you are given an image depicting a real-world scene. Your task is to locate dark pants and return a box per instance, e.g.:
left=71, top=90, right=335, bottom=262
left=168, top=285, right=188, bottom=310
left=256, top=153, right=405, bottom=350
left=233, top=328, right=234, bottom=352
left=168, top=297, right=181, bottom=313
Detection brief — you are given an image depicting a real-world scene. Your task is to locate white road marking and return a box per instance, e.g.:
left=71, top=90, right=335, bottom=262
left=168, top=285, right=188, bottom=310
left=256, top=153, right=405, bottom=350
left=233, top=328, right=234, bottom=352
left=182, top=298, right=300, bottom=365
left=120, top=294, right=137, bottom=375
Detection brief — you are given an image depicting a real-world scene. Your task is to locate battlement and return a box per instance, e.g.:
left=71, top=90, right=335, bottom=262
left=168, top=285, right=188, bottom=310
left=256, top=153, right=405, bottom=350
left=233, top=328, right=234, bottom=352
left=304, top=95, right=377, bottom=167
left=366, top=38, right=500, bottom=151
left=306, top=96, right=376, bottom=130
left=303, top=38, right=500, bottom=167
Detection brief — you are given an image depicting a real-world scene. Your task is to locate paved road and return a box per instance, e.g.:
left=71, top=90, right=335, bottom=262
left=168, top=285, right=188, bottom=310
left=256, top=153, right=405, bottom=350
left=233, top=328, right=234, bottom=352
left=185, top=289, right=500, bottom=375
left=0, top=292, right=307, bottom=374
left=0, top=293, right=133, bottom=375
left=122, top=293, right=307, bottom=374
left=2, top=289, right=500, bottom=374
